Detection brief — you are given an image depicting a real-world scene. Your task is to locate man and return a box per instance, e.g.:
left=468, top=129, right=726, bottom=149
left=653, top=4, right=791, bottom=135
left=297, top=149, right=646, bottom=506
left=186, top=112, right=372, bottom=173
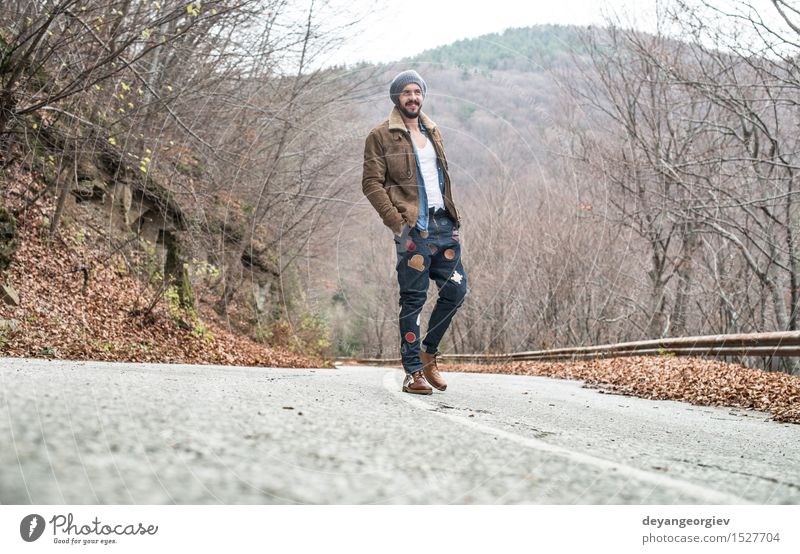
left=362, top=70, right=468, bottom=395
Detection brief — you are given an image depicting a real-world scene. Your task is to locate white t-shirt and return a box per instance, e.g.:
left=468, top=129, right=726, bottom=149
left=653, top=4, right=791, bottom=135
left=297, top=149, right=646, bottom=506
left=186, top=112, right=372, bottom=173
left=418, top=138, right=445, bottom=210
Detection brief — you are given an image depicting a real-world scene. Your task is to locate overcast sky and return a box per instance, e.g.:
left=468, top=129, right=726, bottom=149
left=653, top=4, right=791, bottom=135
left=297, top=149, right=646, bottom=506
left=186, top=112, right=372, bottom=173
left=321, top=0, right=653, bottom=66
left=317, top=0, right=784, bottom=67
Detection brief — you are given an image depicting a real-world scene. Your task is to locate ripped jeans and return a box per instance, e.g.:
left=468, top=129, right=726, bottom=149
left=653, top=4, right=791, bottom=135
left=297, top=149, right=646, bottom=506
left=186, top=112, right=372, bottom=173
left=394, top=210, right=468, bottom=374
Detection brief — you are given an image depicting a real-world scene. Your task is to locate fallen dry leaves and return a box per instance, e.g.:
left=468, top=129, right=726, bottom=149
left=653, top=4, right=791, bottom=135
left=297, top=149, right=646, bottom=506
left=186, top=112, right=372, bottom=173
left=450, top=357, right=800, bottom=424
left=0, top=203, right=328, bottom=370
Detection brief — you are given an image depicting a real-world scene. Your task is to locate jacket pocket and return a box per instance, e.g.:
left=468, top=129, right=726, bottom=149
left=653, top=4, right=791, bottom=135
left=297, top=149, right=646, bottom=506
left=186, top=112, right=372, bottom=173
left=386, top=139, right=412, bottom=181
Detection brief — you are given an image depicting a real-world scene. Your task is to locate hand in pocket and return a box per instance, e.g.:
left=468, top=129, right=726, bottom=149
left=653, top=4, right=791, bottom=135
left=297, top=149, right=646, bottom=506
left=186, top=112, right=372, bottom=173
left=394, top=222, right=410, bottom=239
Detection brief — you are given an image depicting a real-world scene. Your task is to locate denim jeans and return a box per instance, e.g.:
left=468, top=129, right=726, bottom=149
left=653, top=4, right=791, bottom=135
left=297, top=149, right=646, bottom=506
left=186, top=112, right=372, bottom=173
left=394, top=211, right=468, bottom=374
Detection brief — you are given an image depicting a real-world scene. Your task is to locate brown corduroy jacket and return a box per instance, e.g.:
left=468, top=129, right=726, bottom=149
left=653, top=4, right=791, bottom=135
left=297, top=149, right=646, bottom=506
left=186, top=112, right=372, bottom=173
left=362, top=107, right=461, bottom=234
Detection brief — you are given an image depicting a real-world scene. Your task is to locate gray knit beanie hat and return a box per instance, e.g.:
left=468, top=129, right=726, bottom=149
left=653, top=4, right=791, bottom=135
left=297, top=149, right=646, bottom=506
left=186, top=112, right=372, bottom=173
left=389, top=70, right=427, bottom=107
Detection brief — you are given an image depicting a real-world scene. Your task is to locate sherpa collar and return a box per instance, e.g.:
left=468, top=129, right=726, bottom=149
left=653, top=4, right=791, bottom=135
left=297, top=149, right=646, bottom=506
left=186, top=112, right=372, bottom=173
left=388, top=106, right=437, bottom=133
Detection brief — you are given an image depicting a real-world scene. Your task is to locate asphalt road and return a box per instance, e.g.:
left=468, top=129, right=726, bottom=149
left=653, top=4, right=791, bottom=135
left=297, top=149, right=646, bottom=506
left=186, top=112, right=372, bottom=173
left=1, top=358, right=798, bottom=504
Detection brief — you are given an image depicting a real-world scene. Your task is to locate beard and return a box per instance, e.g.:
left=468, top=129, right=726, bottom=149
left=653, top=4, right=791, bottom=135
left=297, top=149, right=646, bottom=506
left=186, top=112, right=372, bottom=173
left=399, top=102, right=420, bottom=119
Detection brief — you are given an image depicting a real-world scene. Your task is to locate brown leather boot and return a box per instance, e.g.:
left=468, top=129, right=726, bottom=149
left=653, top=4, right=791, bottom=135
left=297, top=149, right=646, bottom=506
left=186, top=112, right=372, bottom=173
left=420, top=351, right=447, bottom=391
left=402, top=371, right=432, bottom=395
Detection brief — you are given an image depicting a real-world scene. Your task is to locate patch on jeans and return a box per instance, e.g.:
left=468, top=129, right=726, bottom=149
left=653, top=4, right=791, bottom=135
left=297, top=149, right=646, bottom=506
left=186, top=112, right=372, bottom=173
left=428, top=244, right=438, bottom=255
left=443, top=248, right=456, bottom=260
left=450, top=270, right=463, bottom=284
left=406, top=240, right=416, bottom=251
left=404, top=331, right=417, bottom=343
left=408, top=254, right=425, bottom=272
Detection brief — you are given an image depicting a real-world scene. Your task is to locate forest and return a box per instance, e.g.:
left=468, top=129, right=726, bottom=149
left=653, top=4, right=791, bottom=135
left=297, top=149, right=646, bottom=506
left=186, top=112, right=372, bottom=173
left=2, top=1, right=800, bottom=375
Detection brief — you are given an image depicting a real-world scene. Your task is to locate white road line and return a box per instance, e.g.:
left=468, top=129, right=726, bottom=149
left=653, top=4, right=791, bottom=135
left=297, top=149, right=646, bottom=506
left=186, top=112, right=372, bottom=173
left=382, top=369, right=750, bottom=504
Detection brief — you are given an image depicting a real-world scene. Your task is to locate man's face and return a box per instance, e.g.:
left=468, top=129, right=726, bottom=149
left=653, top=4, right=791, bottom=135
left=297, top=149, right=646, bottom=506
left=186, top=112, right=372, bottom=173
left=398, top=83, right=423, bottom=119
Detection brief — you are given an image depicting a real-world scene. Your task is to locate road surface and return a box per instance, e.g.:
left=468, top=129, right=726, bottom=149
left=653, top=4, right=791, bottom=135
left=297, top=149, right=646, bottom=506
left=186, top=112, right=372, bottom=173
left=1, top=358, right=797, bottom=504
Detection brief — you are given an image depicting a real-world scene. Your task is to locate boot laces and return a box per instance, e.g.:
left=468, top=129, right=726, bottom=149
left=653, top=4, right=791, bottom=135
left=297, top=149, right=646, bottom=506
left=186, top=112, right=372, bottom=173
left=428, top=353, right=441, bottom=375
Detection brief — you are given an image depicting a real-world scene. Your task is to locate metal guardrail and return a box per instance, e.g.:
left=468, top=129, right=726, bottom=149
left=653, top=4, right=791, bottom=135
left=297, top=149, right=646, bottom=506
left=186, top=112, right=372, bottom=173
left=338, top=331, right=800, bottom=365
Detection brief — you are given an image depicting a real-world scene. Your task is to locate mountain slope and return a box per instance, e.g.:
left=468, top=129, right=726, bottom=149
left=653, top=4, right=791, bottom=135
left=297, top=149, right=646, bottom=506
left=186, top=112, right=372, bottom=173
left=408, top=25, right=588, bottom=71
